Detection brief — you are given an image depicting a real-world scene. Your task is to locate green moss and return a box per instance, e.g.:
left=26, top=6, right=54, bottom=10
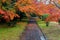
left=0, top=22, right=27, bottom=40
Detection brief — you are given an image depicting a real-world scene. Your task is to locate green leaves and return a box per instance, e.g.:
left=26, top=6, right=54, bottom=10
left=41, top=14, right=49, bottom=21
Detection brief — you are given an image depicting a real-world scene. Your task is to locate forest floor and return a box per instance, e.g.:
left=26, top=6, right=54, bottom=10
left=37, top=19, right=60, bottom=40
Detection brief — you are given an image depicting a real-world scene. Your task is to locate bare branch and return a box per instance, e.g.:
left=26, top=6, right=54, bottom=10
left=53, top=1, right=60, bottom=9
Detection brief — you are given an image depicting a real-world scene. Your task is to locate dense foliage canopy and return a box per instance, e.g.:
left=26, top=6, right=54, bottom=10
left=0, top=0, right=60, bottom=22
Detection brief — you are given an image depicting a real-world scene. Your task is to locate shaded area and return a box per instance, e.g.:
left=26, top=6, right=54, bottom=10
left=20, top=18, right=46, bottom=40
left=0, top=22, right=27, bottom=40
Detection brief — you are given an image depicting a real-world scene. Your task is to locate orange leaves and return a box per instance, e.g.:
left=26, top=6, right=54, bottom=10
left=47, top=4, right=55, bottom=8
left=7, top=10, right=15, bottom=20
left=0, top=8, right=20, bottom=22
left=0, top=9, right=10, bottom=22
left=0, top=9, right=5, bottom=14
left=57, top=0, right=60, bottom=4
left=1, top=0, right=6, bottom=3
left=46, top=14, right=60, bottom=22
left=15, top=0, right=34, bottom=6
left=7, top=10, right=20, bottom=20
left=15, top=0, right=60, bottom=22
left=15, top=0, right=37, bottom=12
left=15, top=14, right=20, bottom=18
left=33, top=2, right=60, bottom=22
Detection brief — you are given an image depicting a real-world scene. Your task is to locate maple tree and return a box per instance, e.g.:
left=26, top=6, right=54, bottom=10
left=0, top=0, right=60, bottom=25
left=14, top=0, right=60, bottom=22
left=0, top=0, right=20, bottom=26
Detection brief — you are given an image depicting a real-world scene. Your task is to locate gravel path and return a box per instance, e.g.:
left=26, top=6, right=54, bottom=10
left=20, top=18, right=46, bottom=40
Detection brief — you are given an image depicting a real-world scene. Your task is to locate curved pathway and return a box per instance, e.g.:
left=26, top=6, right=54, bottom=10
left=20, top=18, right=46, bottom=40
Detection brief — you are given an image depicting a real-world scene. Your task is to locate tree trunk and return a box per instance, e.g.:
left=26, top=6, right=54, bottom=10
left=53, top=1, right=60, bottom=9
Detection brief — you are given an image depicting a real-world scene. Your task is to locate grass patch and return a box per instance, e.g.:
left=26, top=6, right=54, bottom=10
left=37, top=19, right=60, bottom=40
left=0, top=22, right=27, bottom=40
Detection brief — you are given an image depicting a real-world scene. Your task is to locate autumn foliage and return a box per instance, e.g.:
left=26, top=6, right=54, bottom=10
left=0, top=0, right=60, bottom=23
left=0, top=9, right=20, bottom=22
left=17, top=1, right=60, bottom=22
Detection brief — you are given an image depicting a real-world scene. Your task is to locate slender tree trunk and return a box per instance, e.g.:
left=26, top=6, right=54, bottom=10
left=46, top=21, right=49, bottom=26
left=53, top=1, right=60, bottom=9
